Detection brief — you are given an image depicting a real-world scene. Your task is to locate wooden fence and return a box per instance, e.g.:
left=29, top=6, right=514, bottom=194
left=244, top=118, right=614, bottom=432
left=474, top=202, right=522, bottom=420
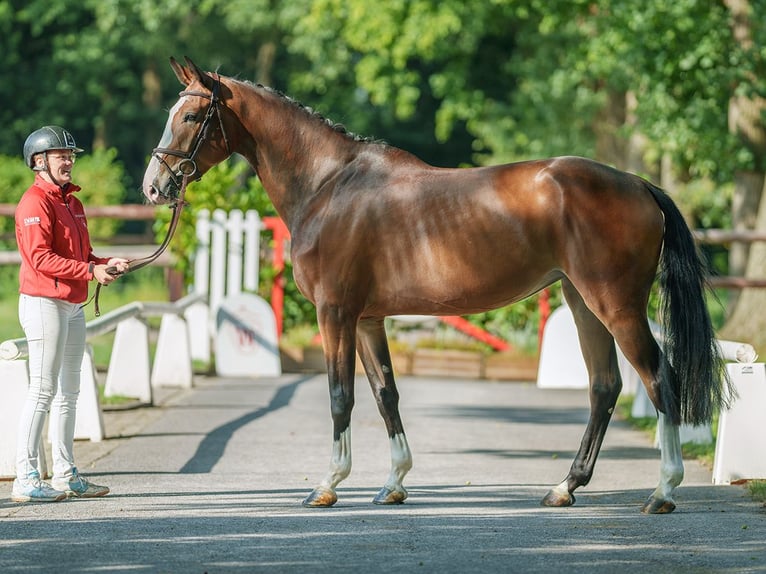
left=692, top=229, right=766, bottom=289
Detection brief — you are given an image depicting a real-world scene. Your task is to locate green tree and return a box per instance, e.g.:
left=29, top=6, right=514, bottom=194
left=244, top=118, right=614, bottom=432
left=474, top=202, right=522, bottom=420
left=289, top=0, right=766, bottom=350
left=717, top=0, right=766, bottom=348
left=6, top=0, right=766, bottom=349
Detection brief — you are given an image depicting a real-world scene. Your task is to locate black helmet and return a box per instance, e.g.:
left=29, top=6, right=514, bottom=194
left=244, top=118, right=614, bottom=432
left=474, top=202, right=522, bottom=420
left=23, top=126, right=84, bottom=169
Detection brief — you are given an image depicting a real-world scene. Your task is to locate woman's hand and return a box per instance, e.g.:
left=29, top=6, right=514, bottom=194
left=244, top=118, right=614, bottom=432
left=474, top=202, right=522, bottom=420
left=107, top=258, right=130, bottom=274
left=93, top=258, right=129, bottom=285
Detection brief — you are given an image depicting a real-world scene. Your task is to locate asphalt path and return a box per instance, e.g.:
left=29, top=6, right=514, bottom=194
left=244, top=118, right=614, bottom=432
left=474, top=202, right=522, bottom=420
left=1, top=373, right=764, bottom=573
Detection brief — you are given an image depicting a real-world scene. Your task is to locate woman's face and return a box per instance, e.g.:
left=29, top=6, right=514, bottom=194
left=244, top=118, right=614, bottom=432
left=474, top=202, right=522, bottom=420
left=39, top=149, right=76, bottom=185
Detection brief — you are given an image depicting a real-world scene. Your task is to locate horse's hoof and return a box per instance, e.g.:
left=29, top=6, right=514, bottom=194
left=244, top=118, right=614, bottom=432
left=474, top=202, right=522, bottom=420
left=541, top=489, right=575, bottom=507
left=641, top=496, right=676, bottom=514
left=302, top=486, right=338, bottom=508
left=372, top=486, right=407, bottom=505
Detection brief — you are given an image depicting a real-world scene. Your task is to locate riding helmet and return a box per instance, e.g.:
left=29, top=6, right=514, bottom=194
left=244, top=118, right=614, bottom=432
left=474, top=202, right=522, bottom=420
left=23, top=126, right=84, bottom=169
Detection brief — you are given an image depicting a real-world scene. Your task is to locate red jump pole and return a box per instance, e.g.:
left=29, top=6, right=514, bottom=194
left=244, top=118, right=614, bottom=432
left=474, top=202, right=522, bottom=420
left=537, top=288, right=550, bottom=351
left=438, top=315, right=511, bottom=352
left=262, top=216, right=290, bottom=338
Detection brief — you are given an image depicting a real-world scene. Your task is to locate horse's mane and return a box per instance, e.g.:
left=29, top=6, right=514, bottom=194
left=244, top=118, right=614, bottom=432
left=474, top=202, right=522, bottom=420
left=238, top=79, right=380, bottom=144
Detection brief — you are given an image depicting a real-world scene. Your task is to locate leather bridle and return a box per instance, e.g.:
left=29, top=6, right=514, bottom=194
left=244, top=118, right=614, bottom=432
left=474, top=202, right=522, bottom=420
left=151, top=73, right=231, bottom=201
left=88, top=75, right=231, bottom=316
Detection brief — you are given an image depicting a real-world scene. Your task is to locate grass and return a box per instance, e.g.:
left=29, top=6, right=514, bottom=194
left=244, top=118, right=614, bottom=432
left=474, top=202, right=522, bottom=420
left=748, top=481, right=766, bottom=505
left=98, top=382, right=138, bottom=406
left=0, top=294, right=24, bottom=342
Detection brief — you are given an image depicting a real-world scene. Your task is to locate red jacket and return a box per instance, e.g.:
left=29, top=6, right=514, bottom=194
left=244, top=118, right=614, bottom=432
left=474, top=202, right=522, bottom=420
left=15, top=174, right=108, bottom=303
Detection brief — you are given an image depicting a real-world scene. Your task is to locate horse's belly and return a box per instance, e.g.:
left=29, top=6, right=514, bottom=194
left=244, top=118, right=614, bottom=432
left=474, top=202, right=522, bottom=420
left=366, top=263, right=555, bottom=316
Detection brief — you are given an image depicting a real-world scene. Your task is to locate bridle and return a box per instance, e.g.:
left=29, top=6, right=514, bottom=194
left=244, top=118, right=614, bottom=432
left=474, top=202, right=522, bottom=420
left=87, top=74, right=231, bottom=316
left=151, top=73, right=231, bottom=201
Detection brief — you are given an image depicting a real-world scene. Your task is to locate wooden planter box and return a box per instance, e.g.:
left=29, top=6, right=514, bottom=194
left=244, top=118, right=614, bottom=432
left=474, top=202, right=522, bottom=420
left=279, top=345, right=327, bottom=373
left=411, top=348, right=484, bottom=379
left=484, top=351, right=539, bottom=381
left=281, top=345, right=537, bottom=382
left=280, top=346, right=413, bottom=377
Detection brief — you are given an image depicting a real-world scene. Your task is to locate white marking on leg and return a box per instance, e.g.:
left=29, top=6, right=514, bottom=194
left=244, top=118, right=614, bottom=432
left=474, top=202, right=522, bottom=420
left=652, top=413, right=684, bottom=500
left=551, top=479, right=569, bottom=498
left=319, top=428, right=352, bottom=490
left=383, top=433, right=413, bottom=491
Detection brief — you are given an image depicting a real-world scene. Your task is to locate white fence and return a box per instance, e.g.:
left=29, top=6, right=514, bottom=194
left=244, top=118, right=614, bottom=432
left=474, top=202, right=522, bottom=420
left=186, top=208, right=260, bottom=362
left=187, top=208, right=281, bottom=377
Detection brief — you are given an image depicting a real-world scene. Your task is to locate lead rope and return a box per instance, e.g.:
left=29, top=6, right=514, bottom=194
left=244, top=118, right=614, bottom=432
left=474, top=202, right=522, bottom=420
left=83, top=173, right=190, bottom=317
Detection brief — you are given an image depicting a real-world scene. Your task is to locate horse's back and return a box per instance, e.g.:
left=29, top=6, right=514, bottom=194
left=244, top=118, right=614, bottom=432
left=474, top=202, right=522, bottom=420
left=297, top=152, right=666, bottom=316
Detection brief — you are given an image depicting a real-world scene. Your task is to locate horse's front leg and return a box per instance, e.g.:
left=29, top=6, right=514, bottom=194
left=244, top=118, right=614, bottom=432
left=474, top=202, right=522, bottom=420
left=357, top=318, right=412, bottom=505
left=302, top=305, right=358, bottom=508
left=642, top=412, right=684, bottom=514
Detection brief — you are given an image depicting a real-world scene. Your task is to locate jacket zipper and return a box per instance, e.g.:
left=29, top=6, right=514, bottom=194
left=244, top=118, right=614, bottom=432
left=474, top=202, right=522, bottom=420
left=62, top=189, right=86, bottom=261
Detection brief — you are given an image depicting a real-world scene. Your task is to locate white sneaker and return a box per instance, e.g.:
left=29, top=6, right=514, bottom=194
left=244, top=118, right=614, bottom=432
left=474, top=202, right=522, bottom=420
left=11, top=471, right=67, bottom=503
left=52, top=467, right=110, bottom=498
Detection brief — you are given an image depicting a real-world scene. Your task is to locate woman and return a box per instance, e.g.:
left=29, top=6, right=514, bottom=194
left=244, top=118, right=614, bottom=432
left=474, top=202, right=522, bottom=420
left=12, top=126, right=129, bottom=502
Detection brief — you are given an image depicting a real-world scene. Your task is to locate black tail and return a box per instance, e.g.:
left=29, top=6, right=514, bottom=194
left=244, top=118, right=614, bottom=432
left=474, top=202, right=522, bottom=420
left=646, top=183, right=733, bottom=426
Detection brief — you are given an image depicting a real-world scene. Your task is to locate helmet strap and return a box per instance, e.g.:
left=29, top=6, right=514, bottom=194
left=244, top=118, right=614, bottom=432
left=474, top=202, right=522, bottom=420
left=40, top=152, right=66, bottom=189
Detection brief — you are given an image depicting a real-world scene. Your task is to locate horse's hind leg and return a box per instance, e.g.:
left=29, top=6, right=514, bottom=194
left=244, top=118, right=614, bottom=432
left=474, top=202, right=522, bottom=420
left=642, top=413, right=684, bottom=514
left=542, top=281, right=622, bottom=507
left=357, top=318, right=412, bottom=504
left=606, top=308, right=684, bottom=513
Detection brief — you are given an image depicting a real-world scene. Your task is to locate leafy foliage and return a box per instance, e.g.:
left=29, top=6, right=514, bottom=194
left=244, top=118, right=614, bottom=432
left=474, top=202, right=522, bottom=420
left=3, top=0, right=765, bottom=344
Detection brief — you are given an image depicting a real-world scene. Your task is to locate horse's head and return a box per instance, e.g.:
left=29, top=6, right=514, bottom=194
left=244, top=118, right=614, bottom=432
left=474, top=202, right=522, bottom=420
left=142, top=57, right=232, bottom=204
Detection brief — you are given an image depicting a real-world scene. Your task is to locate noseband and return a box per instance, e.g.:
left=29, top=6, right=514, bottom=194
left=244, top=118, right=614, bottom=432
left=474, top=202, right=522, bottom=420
left=151, top=73, right=231, bottom=200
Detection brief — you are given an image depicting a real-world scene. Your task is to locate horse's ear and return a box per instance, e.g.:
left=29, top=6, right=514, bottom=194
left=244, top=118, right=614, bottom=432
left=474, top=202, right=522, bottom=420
left=169, top=56, right=191, bottom=86
left=183, top=56, right=215, bottom=91
left=168, top=56, right=211, bottom=89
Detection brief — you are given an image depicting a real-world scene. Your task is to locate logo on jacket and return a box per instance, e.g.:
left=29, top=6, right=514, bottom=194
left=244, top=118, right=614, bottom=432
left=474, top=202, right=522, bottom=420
left=24, top=216, right=41, bottom=226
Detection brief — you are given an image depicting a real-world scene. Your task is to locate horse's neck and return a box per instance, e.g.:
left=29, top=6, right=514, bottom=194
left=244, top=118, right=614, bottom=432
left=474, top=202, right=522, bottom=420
left=232, top=86, right=359, bottom=227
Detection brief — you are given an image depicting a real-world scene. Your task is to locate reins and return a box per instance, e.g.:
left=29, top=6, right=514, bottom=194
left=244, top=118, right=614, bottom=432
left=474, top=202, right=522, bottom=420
left=85, top=173, right=190, bottom=317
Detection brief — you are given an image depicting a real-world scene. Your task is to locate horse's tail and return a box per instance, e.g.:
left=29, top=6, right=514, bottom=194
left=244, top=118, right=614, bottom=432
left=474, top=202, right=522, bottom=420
left=645, top=183, right=733, bottom=426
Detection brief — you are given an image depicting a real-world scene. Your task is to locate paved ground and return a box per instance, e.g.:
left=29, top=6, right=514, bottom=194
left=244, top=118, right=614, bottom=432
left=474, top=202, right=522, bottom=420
left=1, top=373, right=764, bottom=573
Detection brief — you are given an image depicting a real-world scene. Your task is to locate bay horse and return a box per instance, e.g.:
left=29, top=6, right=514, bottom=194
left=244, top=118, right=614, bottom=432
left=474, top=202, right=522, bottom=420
left=143, top=57, right=731, bottom=513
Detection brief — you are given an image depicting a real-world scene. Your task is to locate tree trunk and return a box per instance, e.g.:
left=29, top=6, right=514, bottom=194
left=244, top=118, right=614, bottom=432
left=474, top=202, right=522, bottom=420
left=593, top=89, right=627, bottom=170
left=719, top=177, right=766, bottom=352
left=720, top=0, right=766, bottom=333
left=142, top=61, right=164, bottom=157
left=256, top=41, right=277, bottom=86
left=730, top=170, right=764, bottom=277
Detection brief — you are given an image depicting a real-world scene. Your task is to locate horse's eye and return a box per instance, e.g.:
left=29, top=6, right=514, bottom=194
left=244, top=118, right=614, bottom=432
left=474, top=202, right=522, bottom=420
left=184, top=112, right=197, bottom=122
